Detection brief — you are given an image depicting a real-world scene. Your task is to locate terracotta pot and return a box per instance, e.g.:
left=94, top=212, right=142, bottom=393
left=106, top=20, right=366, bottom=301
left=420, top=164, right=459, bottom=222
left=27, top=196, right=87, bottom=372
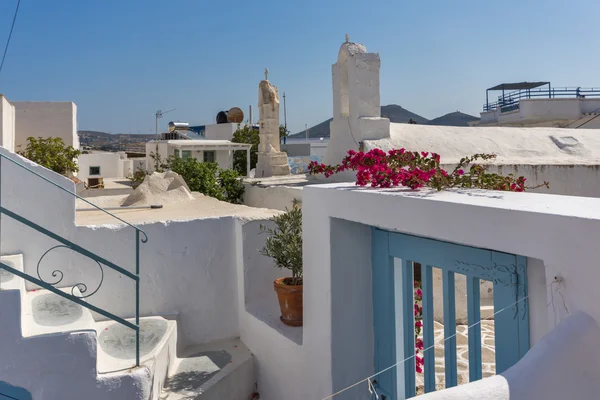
left=274, top=277, right=303, bottom=327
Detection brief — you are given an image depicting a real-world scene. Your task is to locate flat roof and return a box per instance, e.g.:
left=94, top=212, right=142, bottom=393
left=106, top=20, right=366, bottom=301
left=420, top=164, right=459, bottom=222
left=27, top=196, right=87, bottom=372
left=167, top=140, right=252, bottom=149
left=487, top=82, right=549, bottom=91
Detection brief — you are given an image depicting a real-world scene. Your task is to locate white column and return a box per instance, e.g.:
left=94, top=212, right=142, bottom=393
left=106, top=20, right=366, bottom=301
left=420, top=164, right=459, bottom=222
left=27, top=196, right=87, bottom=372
left=246, top=148, right=251, bottom=177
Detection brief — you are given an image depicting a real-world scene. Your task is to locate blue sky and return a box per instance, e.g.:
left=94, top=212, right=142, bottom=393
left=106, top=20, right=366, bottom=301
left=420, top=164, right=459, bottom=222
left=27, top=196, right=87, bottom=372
left=1, top=0, right=599, bottom=135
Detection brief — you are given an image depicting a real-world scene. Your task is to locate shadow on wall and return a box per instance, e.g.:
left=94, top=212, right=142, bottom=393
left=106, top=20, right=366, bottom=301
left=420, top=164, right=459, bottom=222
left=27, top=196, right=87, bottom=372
left=0, top=381, right=32, bottom=400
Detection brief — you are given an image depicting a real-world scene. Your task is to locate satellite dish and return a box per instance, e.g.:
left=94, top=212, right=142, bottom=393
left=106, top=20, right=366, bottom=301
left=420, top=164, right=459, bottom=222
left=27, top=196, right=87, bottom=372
left=227, top=107, right=244, bottom=123
left=216, top=111, right=228, bottom=124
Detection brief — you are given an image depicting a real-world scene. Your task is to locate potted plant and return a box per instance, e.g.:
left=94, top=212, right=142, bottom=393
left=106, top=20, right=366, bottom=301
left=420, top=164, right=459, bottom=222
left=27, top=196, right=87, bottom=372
left=260, top=199, right=303, bottom=327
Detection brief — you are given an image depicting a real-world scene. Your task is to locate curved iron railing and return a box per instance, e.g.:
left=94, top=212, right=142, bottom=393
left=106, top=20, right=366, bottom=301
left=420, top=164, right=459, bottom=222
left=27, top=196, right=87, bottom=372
left=0, top=152, right=147, bottom=367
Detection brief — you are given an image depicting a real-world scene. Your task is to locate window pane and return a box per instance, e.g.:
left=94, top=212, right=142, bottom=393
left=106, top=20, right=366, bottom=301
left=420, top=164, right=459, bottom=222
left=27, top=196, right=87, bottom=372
left=89, top=166, right=101, bottom=175
left=182, top=150, right=192, bottom=159
left=175, top=149, right=180, bottom=157
left=203, top=151, right=215, bottom=163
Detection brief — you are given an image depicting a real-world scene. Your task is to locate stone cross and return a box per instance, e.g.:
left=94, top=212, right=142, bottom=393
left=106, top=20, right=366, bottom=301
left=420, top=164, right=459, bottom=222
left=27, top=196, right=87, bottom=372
left=264, top=68, right=269, bottom=81
left=345, top=33, right=350, bottom=43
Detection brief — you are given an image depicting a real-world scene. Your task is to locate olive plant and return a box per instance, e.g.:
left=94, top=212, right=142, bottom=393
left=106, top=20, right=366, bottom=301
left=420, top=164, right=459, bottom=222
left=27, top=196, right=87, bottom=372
left=260, top=199, right=303, bottom=285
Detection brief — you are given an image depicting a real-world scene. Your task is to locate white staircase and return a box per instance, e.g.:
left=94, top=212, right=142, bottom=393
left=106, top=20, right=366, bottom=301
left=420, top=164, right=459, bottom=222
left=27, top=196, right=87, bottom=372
left=0, top=254, right=255, bottom=400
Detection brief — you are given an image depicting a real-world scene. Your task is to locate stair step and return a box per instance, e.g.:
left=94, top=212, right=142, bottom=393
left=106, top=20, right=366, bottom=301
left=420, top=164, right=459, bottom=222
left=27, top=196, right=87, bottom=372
left=21, top=286, right=96, bottom=337
left=96, top=316, right=176, bottom=374
left=0, top=254, right=24, bottom=291
left=161, top=339, right=255, bottom=400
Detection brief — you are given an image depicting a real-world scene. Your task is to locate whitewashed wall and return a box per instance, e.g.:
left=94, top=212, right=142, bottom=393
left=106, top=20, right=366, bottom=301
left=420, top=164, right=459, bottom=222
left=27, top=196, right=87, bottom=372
left=300, top=183, right=600, bottom=399
left=132, top=158, right=146, bottom=173
left=13, top=102, right=79, bottom=150
left=243, top=183, right=302, bottom=211
left=78, top=153, right=124, bottom=180
left=145, top=142, right=170, bottom=172
left=205, top=123, right=237, bottom=141
left=0, top=95, right=15, bottom=152
left=0, top=146, right=275, bottom=348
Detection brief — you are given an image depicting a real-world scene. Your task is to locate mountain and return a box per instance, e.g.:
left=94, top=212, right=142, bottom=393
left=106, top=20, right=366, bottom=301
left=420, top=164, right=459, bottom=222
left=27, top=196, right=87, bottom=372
left=290, top=105, right=480, bottom=138
left=380, top=104, right=429, bottom=124
left=290, top=104, right=429, bottom=139
left=292, top=118, right=333, bottom=139
left=428, top=111, right=479, bottom=127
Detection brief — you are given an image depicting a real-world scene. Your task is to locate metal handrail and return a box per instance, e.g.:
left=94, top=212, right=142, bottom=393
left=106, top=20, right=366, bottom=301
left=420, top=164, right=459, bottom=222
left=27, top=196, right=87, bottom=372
left=0, top=153, right=147, bottom=367
left=484, top=87, right=600, bottom=111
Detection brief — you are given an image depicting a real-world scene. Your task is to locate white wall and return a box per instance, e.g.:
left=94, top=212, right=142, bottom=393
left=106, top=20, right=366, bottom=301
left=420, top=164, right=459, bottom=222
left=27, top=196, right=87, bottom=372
left=0, top=145, right=274, bottom=349
left=132, top=158, right=146, bottom=173
left=518, top=98, right=582, bottom=121
left=205, top=123, right=237, bottom=141
left=13, top=102, right=79, bottom=150
left=301, top=183, right=600, bottom=399
left=121, top=159, right=133, bottom=178
left=145, top=141, right=170, bottom=172
left=215, top=149, right=233, bottom=170
left=235, top=219, right=306, bottom=400
left=0, top=95, right=15, bottom=152
left=78, top=153, right=124, bottom=180
left=242, top=183, right=302, bottom=211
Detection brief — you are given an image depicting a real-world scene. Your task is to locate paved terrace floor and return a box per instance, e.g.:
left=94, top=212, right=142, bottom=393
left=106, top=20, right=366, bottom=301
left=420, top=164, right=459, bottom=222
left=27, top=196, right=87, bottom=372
left=75, top=193, right=279, bottom=225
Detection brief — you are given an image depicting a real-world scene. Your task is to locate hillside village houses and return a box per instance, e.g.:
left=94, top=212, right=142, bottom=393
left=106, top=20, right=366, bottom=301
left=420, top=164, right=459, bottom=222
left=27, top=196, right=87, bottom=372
left=2, top=36, right=600, bottom=400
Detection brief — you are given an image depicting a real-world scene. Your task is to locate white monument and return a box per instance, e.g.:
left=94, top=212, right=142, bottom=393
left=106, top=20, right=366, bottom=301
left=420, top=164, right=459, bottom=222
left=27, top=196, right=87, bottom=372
left=323, top=35, right=390, bottom=166
left=255, top=69, right=290, bottom=178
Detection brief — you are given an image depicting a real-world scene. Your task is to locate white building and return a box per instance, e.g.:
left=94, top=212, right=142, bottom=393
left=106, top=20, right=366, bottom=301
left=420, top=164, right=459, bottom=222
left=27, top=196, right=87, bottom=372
left=475, top=82, right=600, bottom=128
left=0, top=95, right=79, bottom=152
left=145, top=139, right=251, bottom=175
left=78, top=151, right=144, bottom=181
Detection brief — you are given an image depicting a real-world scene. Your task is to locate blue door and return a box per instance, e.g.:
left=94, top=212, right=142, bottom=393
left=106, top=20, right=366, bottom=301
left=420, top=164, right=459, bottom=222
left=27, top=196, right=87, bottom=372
left=371, top=229, right=529, bottom=399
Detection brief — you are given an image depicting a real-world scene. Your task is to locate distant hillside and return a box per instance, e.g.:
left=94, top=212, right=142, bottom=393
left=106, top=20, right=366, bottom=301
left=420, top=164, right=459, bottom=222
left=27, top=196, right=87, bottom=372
left=428, top=111, right=479, bottom=127
left=380, top=104, right=429, bottom=124
left=78, top=130, right=154, bottom=151
left=290, top=105, right=479, bottom=138
left=290, top=104, right=429, bottom=139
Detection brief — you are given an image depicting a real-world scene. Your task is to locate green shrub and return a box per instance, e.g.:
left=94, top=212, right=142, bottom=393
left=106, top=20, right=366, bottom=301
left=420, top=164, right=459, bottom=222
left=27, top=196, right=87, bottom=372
left=132, top=153, right=245, bottom=204
left=218, top=168, right=245, bottom=204
left=17, top=137, right=81, bottom=175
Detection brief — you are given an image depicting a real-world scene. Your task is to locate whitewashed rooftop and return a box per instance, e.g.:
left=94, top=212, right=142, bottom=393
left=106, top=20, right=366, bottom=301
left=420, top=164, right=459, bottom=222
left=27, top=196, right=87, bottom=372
left=364, top=124, right=600, bottom=165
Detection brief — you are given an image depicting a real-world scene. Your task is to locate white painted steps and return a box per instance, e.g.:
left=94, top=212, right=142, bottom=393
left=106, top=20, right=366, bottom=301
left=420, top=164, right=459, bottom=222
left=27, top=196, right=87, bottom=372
left=20, top=286, right=96, bottom=337
left=0, top=254, right=256, bottom=399
left=0, top=254, right=25, bottom=292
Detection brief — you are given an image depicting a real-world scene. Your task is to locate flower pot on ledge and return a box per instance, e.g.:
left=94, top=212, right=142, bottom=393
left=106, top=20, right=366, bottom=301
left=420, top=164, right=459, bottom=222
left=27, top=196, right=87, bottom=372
left=274, top=277, right=303, bottom=327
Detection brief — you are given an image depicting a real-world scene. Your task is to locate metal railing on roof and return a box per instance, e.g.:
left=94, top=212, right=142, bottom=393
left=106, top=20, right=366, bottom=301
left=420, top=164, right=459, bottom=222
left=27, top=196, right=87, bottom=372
left=483, top=87, right=600, bottom=112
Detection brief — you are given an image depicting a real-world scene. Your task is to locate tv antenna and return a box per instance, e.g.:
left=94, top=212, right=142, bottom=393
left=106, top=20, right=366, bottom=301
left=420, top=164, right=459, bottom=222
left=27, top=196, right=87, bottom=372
left=155, top=108, right=175, bottom=140
left=154, top=108, right=175, bottom=163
